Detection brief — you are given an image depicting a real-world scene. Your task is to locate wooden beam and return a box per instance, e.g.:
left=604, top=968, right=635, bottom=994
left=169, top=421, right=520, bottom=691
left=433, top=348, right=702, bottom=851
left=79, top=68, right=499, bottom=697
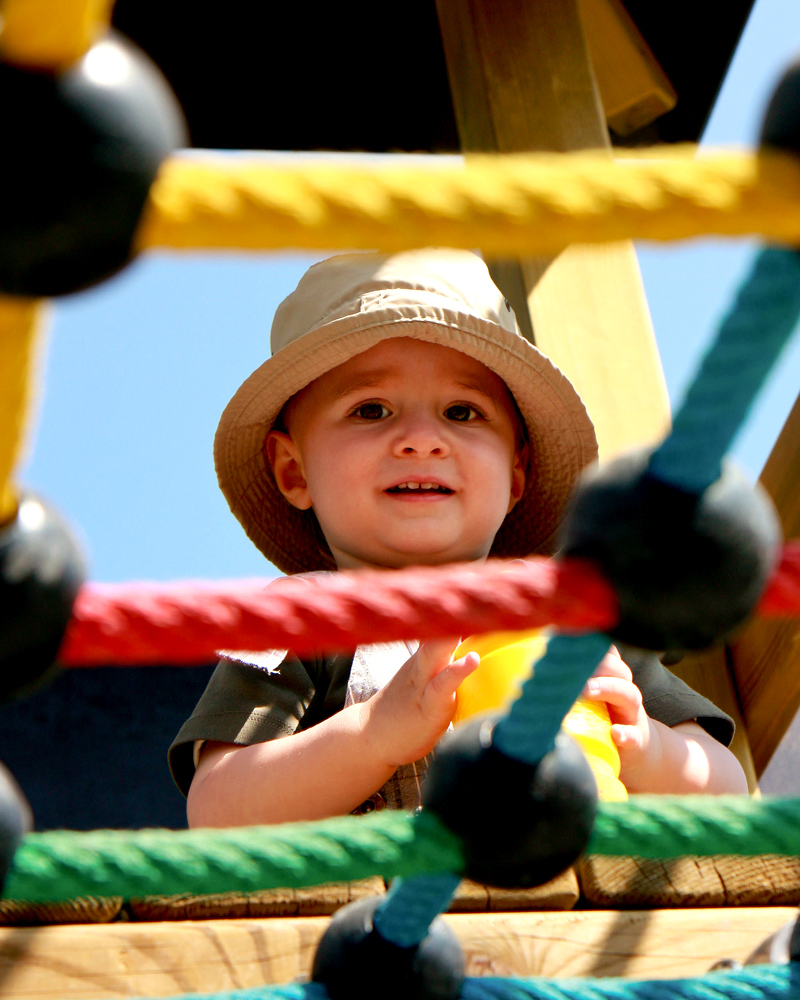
left=0, top=908, right=793, bottom=996
left=578, top=0, right=677, bottom=137
left=434, top=0, right=670, bottom=461
left=728, top=390, right=800, bottom=775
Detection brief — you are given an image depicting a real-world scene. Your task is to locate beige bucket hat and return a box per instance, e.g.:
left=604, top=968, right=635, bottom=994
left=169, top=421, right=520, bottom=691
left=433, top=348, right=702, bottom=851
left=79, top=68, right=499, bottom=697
left=215, top=249, right=598, bottom=575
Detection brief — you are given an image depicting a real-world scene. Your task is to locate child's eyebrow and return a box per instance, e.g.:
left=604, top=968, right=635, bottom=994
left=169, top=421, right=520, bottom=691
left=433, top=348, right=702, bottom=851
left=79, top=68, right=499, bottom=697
left=453, top=378, right=500, bottom=403
left=330, top=370, right=393, bottom=401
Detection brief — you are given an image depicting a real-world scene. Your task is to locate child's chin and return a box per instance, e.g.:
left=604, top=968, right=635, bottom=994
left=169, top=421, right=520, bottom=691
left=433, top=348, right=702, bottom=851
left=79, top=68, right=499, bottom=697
left=383, top=538, right=490, bottom=567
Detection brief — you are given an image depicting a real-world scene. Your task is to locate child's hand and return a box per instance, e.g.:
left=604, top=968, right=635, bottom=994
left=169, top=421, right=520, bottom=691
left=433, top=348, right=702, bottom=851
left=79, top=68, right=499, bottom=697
left=360, top=639, right=480, bottom=768
left=581, top=646, right=662, bottom=792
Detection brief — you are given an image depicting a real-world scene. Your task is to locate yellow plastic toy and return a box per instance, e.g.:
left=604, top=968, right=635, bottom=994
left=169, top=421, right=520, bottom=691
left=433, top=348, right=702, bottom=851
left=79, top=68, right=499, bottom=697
left=453, top=630, right=627, bottom=801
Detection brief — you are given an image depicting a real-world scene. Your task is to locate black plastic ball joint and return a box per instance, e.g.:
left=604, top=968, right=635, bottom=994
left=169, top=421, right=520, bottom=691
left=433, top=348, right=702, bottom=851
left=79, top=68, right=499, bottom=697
left=423, top=715, right=598, bottom=889
left=311, top=896, right=465, bottom=1000
left=0, top=31, right=188, bottom=297
left=558, top=449, right=781, bottom=654
left=0, top=762, right=32, bottom=894
left=0, top=492, right=86, bottom=701
left=761, top=57, right=800, bottom=156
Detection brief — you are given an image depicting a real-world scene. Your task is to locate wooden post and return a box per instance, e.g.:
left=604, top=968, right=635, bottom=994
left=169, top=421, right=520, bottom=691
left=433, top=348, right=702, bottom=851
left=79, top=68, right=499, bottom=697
left=434, top=0, right=670, bottom=461
left=434, top=0, right=758, bottom=785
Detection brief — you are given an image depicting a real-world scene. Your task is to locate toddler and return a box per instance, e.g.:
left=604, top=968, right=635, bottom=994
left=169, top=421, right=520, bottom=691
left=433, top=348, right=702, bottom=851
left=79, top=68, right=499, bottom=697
left=170, top=249, right=747, bottom=827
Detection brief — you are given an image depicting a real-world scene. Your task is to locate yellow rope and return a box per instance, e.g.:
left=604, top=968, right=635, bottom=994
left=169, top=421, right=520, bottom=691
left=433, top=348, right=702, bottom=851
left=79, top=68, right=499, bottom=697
left=0, top=0, right=114, bottom=69
left=137, top=147, right=800, bottom=255
left=0, top=297, right=47, bottom=524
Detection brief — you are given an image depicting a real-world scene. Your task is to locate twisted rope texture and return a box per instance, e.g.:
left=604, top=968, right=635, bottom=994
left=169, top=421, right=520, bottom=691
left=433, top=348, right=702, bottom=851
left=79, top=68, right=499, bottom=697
left=82, top=965, right=799, bottom=1000
left=6, top=798, right=800, bottom=904
left=58, top=558, right=617, bottom=665
left=461, top=966, right=800, bottom=1000
left=138, top=149, right=800, bottom=256
left=493, top=633, right=611, bottom=765
left=588, top=796, right=800, bottom=858
left=58, top=547, right=800, bottom=668
left=650, top=247, right=800, bottom=493
left=3, top=810, right=463, bottom=904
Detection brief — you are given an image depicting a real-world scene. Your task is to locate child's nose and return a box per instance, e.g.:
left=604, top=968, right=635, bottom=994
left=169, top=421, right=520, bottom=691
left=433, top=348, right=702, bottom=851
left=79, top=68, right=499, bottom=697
left=392, top=413, right=450, bottom=457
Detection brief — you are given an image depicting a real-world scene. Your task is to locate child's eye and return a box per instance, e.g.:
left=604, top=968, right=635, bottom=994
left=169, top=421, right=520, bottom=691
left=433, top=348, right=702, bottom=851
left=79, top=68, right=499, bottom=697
left=445, top=403, right=481, bottom=422
left=352, top=402, right=390, bottom=420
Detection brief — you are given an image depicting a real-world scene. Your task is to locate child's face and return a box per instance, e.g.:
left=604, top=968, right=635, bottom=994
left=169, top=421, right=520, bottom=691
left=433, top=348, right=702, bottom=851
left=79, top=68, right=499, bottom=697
left=267, top=337, right=527, bottom=570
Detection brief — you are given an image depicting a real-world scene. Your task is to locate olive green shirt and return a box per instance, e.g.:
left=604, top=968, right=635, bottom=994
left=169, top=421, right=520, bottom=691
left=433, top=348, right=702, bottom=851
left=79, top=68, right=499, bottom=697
left=169, top=644, right=734, bottom=798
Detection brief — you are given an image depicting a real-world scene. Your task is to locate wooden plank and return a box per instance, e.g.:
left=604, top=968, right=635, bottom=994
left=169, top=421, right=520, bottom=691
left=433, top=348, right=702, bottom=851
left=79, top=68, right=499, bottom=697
left=579, top=854, right=800, bottom=907
left=578, top=0, right=677, bottom=137
left=729, top=390, right=800, bottom=775
left=0, top=908, right=794, bottom=997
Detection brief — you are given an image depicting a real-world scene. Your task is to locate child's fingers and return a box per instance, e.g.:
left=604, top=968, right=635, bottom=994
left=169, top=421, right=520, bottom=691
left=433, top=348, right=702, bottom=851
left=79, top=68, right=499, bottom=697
left=427, top=651, right=480, bottom=700
left=590, top=648, right=633, bottom=682
left=584, top=676, right=642, bottom=726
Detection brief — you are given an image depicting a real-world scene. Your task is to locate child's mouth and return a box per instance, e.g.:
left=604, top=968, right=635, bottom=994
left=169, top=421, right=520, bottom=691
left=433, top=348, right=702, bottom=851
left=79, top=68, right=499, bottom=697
left=385, top=482, right=454, bottom=494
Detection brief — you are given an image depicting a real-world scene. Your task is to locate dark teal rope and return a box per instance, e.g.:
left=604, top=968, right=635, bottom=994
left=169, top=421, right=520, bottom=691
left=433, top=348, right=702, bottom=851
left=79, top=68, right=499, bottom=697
left=372, top=872, right=462, bottom=947
left=649, top=246, right=800, bottom=493
left=115, top=964, right=800, bottom=1000
left=492, top=633, right=610, bottom=765
left=375, top=634, right=610, bottom=948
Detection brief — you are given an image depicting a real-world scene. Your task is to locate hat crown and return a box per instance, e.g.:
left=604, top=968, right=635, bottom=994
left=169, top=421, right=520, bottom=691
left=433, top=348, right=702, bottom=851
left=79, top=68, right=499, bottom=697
left=270, top=248, right=521, bottom=355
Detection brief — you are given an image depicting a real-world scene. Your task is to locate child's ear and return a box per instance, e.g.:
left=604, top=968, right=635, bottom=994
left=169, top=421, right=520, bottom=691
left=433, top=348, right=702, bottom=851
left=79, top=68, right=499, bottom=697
left=266, top=430, right=312, bottom=510
left=507, top=443, right=528, bottom=513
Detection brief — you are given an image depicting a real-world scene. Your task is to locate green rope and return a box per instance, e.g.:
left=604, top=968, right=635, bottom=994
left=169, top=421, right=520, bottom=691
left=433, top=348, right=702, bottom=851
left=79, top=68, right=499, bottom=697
left=5, top=798, right=800, bottom=904
left=3, top=810, right=463, bottom=904
left=589, top=796, right=800, bottom=858
left=102, top=965, right=800, bottom=1000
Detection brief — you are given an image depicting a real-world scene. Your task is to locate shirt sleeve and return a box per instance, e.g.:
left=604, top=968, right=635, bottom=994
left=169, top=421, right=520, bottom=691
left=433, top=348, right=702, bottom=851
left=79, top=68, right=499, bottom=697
left=619, top=643, right=735, bottom=748
left=168, top=649, right=353, bottom=797
left=168, top=652, right=317, bottom=797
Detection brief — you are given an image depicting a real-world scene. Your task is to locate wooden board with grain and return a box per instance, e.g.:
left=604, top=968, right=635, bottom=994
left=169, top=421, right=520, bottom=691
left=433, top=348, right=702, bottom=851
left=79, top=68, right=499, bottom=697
left=580, top=855, right=800, bottom=908
left=0, top=909, right=795, bottom=998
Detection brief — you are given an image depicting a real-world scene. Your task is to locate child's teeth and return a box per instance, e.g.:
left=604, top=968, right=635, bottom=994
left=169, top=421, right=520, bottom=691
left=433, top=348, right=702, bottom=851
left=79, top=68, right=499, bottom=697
left=408, top=482, right=420, bottom=490
left=421, top=483, right=434, bottom=490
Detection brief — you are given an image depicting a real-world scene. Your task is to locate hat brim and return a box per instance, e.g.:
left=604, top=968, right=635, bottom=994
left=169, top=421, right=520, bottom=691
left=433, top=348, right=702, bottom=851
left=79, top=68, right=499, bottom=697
left=215, top=303, right=598, bottom=575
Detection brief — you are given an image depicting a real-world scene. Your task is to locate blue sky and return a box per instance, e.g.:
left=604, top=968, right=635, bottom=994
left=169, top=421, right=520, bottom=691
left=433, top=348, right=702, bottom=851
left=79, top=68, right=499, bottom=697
left=21, top=0, right=800, bottom=583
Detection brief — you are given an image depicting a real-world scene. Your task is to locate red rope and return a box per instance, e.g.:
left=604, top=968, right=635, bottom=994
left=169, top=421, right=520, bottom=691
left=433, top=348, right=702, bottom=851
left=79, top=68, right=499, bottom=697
left=58, top=557, right=617, bottom=666
left=758, top=539, right=800, bottom=615
left=57, top=543, right=800, bottom=667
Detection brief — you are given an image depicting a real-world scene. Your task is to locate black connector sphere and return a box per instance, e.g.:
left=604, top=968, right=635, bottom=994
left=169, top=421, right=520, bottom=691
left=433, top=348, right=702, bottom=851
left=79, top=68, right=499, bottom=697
left=0, top=493, right=86, bottom=701
left=312, top=896, right=464, bottom=1000
left=0, top=763, right=32, bottom=893
left=761, top=58, right=800, bottom=155
left=423, top=716, right=597, bottom=888
left=0, top=32, right=187, bottom=296
left=559, top=450, right=781, bottom=653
